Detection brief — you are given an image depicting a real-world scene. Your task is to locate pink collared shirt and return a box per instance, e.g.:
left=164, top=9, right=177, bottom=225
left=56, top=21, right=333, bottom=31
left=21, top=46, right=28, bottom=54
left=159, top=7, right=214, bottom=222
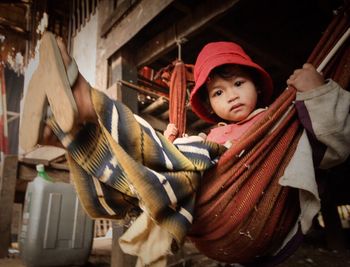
left=207, top=108, right=267, bottom=145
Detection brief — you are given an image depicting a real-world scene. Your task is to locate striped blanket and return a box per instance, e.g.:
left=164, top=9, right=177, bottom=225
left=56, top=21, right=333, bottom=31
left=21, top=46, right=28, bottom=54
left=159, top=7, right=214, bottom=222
left=48, top=87, right=226, bottom=256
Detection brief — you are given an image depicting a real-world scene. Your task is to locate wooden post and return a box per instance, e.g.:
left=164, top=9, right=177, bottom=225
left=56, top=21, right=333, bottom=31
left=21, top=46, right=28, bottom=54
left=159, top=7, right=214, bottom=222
left=0, top=155, right=18, bottom=258
left=111, top=222, right=136, bottom=267
left=320, top=171, right=347, bottom=251
left=108, top=51, right=139, bottom=113
left=108, top=50, right=138, bottom=267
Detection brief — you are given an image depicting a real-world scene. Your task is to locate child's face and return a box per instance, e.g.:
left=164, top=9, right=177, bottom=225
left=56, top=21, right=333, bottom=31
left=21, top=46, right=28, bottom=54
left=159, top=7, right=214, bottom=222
left=206, top=67, right=258, bottom=122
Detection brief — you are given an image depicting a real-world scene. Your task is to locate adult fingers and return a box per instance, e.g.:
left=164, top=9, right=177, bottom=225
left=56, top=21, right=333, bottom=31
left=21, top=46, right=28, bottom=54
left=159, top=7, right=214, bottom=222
left=303, top=63, right=315, bottom=70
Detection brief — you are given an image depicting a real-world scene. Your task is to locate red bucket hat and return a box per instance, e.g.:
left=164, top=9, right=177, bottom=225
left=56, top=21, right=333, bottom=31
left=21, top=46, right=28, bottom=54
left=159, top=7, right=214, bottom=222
left=190, top=41, right=273, bottom=123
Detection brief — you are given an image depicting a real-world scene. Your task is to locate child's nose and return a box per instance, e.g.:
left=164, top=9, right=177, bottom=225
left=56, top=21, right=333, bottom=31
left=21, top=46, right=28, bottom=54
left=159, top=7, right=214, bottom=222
left=227, top=89, right=239, bottom=102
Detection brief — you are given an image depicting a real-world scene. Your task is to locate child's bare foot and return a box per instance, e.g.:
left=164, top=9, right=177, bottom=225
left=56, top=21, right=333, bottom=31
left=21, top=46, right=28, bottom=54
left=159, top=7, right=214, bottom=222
left=40, top=123, right=64, bottom=148
left=56, top=36, right=72, bottom=68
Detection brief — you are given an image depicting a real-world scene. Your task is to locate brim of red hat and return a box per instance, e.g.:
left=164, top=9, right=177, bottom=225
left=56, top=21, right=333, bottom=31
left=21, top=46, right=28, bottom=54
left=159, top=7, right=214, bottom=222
left=190, top=54, right=273, bottom=123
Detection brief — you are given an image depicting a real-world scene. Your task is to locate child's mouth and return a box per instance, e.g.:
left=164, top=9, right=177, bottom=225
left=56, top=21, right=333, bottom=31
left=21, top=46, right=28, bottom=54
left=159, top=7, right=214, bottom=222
left=230, top=104, right=243, bottom=112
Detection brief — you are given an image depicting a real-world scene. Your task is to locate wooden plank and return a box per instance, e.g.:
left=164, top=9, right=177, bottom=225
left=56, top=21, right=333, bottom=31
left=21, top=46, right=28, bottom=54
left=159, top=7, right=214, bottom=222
left=101, top=0, right=174, bottom=60
left=0, top=23, right=30, bottom=40
left=72, top=0, right=76, bottom=36
left=49, top=162, right=70, bottom=171
left=100, top=0, right=133, bottom=37
left=92, top=0, right=96, bottom=15
left=86, top=0, right=90, bottom=21
left=135, top=0, right=240, bottom=67
left=106, top=82, right=122, bottom=101
left=21, top=146, right=66, bottom=164
left=81, top=0, right=86, bottom=27
left=119, top=80, right=169, bottom=99
left=142, top=114, right=167, bottom=132
left=140, top=97, right=168, bottom=115
left=77, top=0, right=81, bottom=32
left=17, top=163, right=70, bottom=183
left=11, top=203, right=22, bottom=243
left=0, top=155, right=18, bottom=258
left=19, top=157, right=51, bottom=166
left=0, top=4, right=27, bottom=29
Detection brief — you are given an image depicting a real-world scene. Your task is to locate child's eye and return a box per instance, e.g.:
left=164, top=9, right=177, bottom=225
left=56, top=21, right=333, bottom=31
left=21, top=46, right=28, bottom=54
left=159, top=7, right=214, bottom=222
left=234, top=80, right=244, bottom=87
left=212, top=89, right=223, bottom=97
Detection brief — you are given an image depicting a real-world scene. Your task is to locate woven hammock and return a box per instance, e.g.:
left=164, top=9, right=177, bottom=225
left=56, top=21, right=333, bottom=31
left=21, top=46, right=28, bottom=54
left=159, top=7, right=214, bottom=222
left=187, top=6, right=350, bottom=264
left=188, top=86, right=302, bottom=263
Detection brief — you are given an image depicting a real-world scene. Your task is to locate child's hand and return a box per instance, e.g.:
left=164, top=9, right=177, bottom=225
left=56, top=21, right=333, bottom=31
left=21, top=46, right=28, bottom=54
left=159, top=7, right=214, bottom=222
left=164, top=123, right=178, bottom=140
left=198, top=132, right=207, bottom=140
left=287, top=63, right=325, bottom=92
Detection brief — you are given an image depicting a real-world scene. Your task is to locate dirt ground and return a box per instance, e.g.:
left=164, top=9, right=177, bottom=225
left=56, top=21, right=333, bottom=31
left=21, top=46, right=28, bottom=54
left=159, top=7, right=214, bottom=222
left=1, top=227, right=349, bottom=267
left=88, top=226, right=350, bottom=267
left=86, top=231, right=350, bottom=267
left=182, top=227, right=350, bottom=267
left=278, top=230, right=350, bottom=267
left=78, top=229, right=350, bottom=267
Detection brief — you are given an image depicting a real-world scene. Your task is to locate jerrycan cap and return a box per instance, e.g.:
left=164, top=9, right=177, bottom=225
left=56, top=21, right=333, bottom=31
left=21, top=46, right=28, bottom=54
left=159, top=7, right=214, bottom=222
left=36, top=164, right=45, bottom=172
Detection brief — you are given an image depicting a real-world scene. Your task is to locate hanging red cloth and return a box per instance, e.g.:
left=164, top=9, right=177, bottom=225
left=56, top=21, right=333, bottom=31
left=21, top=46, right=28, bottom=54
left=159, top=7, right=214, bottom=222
left=168, top=60, right=190, bottom=142
left=166, top=59, right=193, bottom=141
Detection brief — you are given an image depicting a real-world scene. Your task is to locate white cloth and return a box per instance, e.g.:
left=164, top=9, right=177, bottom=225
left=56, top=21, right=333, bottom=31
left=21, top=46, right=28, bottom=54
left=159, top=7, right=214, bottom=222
left=119, top=212, right=173, bottom=267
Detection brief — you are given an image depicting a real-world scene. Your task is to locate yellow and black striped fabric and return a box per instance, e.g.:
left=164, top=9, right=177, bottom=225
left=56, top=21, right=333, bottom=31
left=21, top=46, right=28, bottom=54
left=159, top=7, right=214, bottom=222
left=47, top=87, right=225, bottom=246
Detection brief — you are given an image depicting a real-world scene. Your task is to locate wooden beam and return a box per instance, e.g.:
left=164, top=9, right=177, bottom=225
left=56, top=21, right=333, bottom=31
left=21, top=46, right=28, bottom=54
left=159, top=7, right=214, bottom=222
left=81, top=0, right=86, bottom=27
left=159, top=109, right=169, bottom=120
left=76, top=0, right=81, bottom=32
left=86, top=0, right=90, bottom=21
left=208, top=24, right=290, bottom=70
left=91, top=0, right=96, bottom=15
left=17, top=163, right=70, bottom=183
left=142, top=114, right=168, bottom=132
left=119, top=80, right=169, bottom=99
left=100, top=0, right=133, bottom=37
left=0, top=23, right=30, bottom=40
left=135, top=0, right=240, bottom=67
left=72, top=0, right=76, bottom=36
left=0, top=155, right=18, bottom=258
left=101, top=0, right=175, bottom=60
left=109, top=50, right=139, bottom=267
left=140, top=97, right=168, bottom=115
